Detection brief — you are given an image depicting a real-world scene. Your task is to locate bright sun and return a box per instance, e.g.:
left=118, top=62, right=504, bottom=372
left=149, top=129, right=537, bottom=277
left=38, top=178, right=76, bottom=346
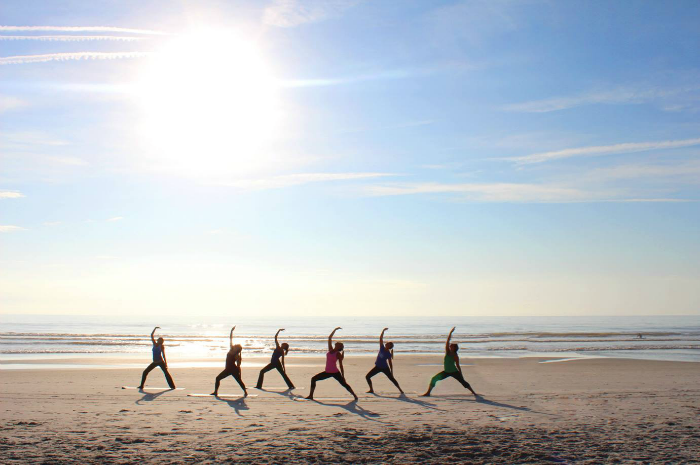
left=136, top=31, right=280, bottom=178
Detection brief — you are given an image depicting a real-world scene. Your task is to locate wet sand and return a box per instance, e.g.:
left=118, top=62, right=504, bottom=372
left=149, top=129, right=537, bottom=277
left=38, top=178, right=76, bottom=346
left=1, top=355, right=699, bottom=463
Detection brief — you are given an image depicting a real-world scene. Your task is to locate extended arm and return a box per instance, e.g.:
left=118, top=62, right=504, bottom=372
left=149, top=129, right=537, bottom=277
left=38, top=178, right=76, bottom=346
left=162, top=346, right=168, bottom=367
left=454, top=353, right=462, bottom=374
left=275, top=328, right=284, bottom=349
left=229, top=326, right=236, bottom=349
left=281, top=353, right=286, bottom=373
left=445, top=327, right=455, bottom=353
left=151, top=327, right=159, bottom=345
left=379, top=327, right=388, bottom=347
left=338, top=353, right=345, bottom=378
left=328, top=327, right=341, bottom=352
left=388, top=356, right=394, bottom=374
left=236, top=351, right=242, bottom=368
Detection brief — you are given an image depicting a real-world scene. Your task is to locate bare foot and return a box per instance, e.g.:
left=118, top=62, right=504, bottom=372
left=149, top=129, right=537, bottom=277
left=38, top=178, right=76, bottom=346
left=305, top=395, right=313, bottom=400
left=421, top=392, right=430, bottom=397
left=210, top=392, right=218, bottom=396
left=366, top=390, right=374, bottom=394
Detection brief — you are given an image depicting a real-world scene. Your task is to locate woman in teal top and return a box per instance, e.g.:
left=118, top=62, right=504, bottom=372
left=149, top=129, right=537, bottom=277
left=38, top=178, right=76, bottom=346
left=422, top=327, right=477, bottom=397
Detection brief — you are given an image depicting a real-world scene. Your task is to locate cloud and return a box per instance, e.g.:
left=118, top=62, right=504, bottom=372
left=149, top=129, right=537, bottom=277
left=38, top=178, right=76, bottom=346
left=0, top=225, right=25, bottom=232
left=0, top=25, right=166, bottom=35
left=0, top=95, right=26, bottom=112
left=510, top=138, right=700, bottom=164
left=0, top=35, right=144, bottom=42
left=362, top=182, right=688, bottom=203
left=227, top=172, right=396, bottom=190
left=504, top=83, right=700, bottom=113
left=263, top=0, right=361, bottom=27
left=0, top=190, right=24, bottom=199
left=0, top=51, right=150, bottom=65
left=106, top=217, right=124, bottom=222
left=587, top=160, right=700, bottom=183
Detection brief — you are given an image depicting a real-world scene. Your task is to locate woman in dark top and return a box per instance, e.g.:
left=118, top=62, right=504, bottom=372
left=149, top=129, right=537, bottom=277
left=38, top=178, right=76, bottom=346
left=422, top=327, right=477, bottom=397
left=365, top=328, right=404, bottom=394
left=256, top=328, right=295, bottom=389
left=212, top=326, right=247, bottom=397
left=139, top=326, right=176, bottom=389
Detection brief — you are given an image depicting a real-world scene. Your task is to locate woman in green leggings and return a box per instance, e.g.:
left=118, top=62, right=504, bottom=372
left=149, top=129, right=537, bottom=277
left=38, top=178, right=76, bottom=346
left=422, top=327, right=477, bottom=397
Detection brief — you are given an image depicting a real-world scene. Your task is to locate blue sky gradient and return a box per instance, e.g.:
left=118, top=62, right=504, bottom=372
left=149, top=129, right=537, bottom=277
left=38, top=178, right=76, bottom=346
left=1, top=0, right=699, bottom=316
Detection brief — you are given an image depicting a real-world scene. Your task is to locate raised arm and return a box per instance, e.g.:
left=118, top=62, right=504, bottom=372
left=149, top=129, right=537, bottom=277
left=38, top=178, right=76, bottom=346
left=151, top=327, right=159, bottom=345
left=379, top=327, right=388, bottom=347
left=445, top=327, right=456, bottom=353
left=328, top=327, right=341, bottom=352
left=275, top=328, right=284, bottom=349
left=229, top=326, right=236, bottom=348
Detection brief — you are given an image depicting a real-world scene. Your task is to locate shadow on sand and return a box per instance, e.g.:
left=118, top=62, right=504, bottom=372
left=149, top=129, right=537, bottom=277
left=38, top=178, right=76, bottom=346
left=369, top=392, right=443, bottom=411
left=305, top=398, right=382, bottom=422
left=217, top=396, right=250, bottom=416
left=135, top=388, right=173, bottom=405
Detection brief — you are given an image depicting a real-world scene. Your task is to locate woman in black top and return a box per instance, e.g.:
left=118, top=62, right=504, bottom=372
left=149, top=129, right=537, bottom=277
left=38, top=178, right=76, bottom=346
left=211, top=326, right=247, bottom=397
left=256, top=328, right=294, bottom=389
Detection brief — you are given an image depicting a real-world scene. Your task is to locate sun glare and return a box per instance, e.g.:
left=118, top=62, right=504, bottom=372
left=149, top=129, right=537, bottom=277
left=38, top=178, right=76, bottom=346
left=136, top=31, right=280, bottom=178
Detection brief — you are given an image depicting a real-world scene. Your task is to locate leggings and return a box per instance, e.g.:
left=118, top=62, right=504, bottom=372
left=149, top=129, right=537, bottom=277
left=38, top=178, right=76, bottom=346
left=309, top=371, right=356, bottom=397
left=140, top=361, right=175, bottom=389
left=365, top=366, right=401, bottom=390
left=430, top=370, right=473, bottom=390
left=256, top=361, right=294, bottom=389
left=215, top=367, right=246, bottom=392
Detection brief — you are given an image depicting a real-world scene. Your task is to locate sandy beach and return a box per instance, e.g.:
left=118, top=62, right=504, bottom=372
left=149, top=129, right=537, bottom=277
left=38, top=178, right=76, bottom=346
left=1, top=355, right=699, bottom=463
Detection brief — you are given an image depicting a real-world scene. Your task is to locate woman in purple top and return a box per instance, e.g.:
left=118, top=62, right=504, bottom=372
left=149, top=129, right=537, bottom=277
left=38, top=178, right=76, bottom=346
left=306, top=327, right=358, bottom=401
left=139, top=326, right=176, bottom=389
left=365, top=328, right=404, bottom=394
left=211, top=326, right=247, bottom=397
left=255, top=328, right=295, bottom=389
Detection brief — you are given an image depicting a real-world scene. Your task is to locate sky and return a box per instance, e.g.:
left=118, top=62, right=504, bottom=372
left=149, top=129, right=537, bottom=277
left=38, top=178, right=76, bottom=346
left=1, top=0, right=699, bottom=317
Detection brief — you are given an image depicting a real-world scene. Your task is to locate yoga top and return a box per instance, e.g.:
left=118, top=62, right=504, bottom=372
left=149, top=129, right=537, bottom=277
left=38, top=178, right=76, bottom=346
left=226, top=348, right=239, bottom=370
left=325, top=351, right=340, bottom=373
left=152, top=344, right=163, bottom=363
left=444, top=353, right=458, bottom=373
left=375, top=346, right=392, bottom=369
left=271, top=347, right=284, bottom=364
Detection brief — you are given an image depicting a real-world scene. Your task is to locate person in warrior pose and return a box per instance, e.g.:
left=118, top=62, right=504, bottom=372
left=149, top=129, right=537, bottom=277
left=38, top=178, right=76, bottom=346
left=139, top=326, right=176, bottom=389
left=365, top=328, right=404, bottom=394
left=255, top=328, right=295, bottom=389
left=306, top=327, right=358, bottom=401
left=212, top=326, right=247, bottom=397
left=422, top=327, right=478, bottom=397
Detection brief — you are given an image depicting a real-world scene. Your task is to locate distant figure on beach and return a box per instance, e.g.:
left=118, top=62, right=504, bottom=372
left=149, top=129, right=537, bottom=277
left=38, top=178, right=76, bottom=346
left=139, top=326, right=176, bottom=389
left=422, top=327, right=477, bottom=397
left=637, top=333, right=644, bottom=339
left=211, top=326, right=247, bottom=397
left=306, top=327, right=358, bottom=401
left=256, top=328, right=295, bottom=390
left=365, top=328, right=404, bottom=395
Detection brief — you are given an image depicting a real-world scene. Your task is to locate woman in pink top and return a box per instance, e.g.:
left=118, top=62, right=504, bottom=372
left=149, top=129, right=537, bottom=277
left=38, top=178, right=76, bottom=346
left=306, top=327, right=358, bottom=401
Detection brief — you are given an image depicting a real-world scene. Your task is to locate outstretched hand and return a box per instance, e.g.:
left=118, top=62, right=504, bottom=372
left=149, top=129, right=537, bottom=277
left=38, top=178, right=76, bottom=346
left=382, top=327, right=389, bottom=332
left=449, top=326, right=456, bottom=333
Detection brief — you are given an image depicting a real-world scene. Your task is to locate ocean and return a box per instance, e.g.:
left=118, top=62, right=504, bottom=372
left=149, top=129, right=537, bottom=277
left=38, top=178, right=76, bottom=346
left=1, top=314, right=699, bottom=367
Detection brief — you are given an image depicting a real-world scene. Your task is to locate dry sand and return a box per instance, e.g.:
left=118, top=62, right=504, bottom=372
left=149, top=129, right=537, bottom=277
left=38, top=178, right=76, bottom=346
left=1, top=355, right=699, bottom=463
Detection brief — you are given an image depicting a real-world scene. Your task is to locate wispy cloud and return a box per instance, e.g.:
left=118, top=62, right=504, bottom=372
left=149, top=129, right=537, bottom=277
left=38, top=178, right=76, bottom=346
left=0, top=95, right=26, bottom=112
left=0, top=190, right=24, bottom=199
left=0, top=25, right=166, bottom=35
left=0, top=51, right=149, bottom=65
left=227, top=172, right=396, bottom=190
left=0, top=225, right=25, bottom=232
left=504, top=83, right=700, bottom=113
left=106, top=217, right=124, bottom=222
left=0, top=35, right=144, bottom=42
left=263, top=0, right=361, bottom=28
left=510, top=138, right=700, bottom=164
left=362, top=182, right=689, bottom=203
left=587, top=160, right=700, bottom=183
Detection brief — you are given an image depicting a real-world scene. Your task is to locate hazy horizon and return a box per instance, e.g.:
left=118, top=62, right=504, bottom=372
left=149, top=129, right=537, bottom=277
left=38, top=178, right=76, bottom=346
left=1, top=1, right=699, bottom=317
